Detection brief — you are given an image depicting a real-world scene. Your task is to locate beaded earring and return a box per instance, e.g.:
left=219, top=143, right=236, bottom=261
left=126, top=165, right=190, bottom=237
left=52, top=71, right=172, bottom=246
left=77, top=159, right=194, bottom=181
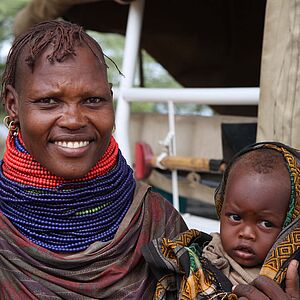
left=3, top=116, right=18, bottom=136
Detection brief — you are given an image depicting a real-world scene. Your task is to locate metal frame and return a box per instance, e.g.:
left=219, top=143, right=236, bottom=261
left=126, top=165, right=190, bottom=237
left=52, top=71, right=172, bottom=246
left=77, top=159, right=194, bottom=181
left=115, top=0, right=260, bottom=212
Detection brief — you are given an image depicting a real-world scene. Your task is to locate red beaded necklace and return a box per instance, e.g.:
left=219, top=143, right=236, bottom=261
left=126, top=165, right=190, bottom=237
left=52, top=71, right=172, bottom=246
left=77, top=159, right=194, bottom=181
left=2, top=132, right=118, bottom=188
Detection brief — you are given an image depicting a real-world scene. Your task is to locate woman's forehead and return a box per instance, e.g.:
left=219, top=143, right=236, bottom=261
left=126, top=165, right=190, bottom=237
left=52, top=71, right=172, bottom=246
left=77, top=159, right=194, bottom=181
left=15, top=44, right=107, bottom=89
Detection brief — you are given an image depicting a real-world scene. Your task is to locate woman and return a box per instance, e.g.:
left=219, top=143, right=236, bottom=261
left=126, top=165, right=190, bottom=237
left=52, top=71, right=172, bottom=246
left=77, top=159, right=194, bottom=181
left=0, top=20, right=188, bottom=299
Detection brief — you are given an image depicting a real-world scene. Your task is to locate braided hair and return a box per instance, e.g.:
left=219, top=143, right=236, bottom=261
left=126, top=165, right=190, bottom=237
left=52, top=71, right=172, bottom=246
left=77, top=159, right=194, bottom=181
left=1, top=20, right=119, bottom=103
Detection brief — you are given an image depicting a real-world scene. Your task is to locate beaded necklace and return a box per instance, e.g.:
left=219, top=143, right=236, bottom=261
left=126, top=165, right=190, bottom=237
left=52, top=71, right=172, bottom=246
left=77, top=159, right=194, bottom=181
left=0, top=133, right=135, bottom=252
left=3, top=132, right=119, bottom=188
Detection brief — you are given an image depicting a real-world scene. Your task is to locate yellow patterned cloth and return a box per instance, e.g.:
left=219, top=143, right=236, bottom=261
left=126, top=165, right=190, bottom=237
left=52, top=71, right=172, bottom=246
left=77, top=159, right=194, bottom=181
left=260, top=220, right=300, bottom=283
left=214, top=143, right=300, bottom=223
left=215, top=142, right=300, bottom=285
left=143, top=142, right=300, bottom=299
left=143, top=229, right=238, bottom=299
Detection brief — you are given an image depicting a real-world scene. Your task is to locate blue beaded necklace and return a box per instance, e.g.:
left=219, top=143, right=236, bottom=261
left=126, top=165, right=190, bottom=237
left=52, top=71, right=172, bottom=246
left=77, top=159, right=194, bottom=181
left=0, top=136, right=135, bottom=252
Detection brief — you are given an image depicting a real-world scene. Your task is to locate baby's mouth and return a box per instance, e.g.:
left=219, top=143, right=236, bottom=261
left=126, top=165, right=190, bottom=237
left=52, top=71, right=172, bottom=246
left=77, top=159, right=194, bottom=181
left=233, top=245, right=255, bottom=259
left=236, top=245, right=254, bottom=254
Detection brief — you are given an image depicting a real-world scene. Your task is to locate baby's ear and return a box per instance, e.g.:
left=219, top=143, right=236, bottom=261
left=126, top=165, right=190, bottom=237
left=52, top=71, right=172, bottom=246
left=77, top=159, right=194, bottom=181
left=4, top=84, right=20, bottom=123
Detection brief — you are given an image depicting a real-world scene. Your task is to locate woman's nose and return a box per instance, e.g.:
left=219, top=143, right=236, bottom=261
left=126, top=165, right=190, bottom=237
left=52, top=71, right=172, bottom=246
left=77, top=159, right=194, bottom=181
left=58, top=105, right=86, bottom=130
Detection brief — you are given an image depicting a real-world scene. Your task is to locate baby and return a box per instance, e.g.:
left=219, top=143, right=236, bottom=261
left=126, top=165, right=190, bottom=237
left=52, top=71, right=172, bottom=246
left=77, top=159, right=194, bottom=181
left=143, top=142, right=300, bottom=299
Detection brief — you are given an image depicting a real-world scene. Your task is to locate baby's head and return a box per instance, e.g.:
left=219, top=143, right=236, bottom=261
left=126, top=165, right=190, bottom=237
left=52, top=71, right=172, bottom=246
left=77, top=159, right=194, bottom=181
left=215, top=143, right=300, bottom=268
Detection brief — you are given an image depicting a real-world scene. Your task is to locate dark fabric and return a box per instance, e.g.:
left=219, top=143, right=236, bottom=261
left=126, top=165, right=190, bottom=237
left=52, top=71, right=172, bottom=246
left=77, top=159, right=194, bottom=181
left=0, top=181, right=188, bottom=299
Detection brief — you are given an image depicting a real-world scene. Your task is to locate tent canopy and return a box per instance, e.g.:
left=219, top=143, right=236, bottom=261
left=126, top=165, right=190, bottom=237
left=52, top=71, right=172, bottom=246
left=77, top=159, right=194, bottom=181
left=13, top=0, right=266, bottom=115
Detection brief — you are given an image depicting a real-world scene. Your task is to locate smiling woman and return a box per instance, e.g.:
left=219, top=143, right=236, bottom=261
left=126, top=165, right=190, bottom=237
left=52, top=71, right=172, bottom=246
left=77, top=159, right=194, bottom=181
left=6, top=44, right=114, bottom=179
left=0, top=20, right=188, bottom=299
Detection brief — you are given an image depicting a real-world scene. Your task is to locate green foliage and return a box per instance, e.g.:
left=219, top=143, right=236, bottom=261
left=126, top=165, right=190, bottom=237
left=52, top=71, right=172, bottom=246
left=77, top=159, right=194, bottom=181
left=89, top=31, right=181, bottom=89
left=0, top=0, right=29, bottom=42
left=90, top=31, right=184, bottom=113
left=0, top=0, right=30, bottom=115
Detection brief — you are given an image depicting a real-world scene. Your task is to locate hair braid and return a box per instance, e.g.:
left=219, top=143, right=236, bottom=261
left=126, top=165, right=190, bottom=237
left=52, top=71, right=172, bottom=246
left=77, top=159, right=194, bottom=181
left=1, top=20, right=121, bottom=103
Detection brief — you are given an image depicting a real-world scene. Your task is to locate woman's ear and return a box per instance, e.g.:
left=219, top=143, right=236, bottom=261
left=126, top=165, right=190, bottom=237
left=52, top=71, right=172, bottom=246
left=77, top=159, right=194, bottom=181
left=109, top=83, right=113, bottom=96
left=4, top=84, right=20, bottom=123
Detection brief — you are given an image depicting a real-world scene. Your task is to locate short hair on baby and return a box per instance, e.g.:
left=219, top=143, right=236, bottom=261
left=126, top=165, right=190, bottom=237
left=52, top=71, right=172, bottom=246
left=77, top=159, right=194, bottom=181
left=231, top=148, right=287, bottom=175
left=215, top=147, right=290, bottom=214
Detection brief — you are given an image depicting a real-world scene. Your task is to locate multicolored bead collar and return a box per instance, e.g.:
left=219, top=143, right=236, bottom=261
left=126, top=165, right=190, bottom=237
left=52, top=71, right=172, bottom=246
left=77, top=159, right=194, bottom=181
left=2, top=132, right=118, bottom=188
left=0, top=132, right=136, bottom=252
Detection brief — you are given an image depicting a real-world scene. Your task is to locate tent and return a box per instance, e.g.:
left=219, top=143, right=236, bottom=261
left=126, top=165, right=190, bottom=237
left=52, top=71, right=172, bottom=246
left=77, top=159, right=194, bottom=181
left=14, top=0, right=266, bottom=118
left=12, top=0, right=300, bottom=211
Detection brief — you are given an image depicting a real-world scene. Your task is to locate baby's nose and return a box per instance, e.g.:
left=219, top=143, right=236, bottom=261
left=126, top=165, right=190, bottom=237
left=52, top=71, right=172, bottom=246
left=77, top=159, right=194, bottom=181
left=239, top=224, right=256, bottom=240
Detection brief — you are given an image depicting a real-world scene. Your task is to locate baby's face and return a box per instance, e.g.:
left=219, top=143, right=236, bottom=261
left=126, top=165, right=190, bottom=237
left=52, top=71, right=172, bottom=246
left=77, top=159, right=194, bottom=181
left=220, top=165, right=290, bottom=267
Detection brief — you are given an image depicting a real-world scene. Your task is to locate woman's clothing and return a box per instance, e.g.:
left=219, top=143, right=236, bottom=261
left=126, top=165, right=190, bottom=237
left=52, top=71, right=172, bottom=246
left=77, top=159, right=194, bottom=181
left=0, top=181, right=187, bottom=299
left=0, top=132, right=188, bottom=299
left=0, top=133, right=135, bottom=252
left=143, top=142, right=300, bottom=299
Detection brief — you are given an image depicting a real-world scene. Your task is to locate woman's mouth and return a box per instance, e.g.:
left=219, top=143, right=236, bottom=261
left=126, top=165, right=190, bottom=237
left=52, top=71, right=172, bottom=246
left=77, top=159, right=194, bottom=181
left=54, top=141, right=90, bottom=149
left=51, top=139, right=93, bottom=158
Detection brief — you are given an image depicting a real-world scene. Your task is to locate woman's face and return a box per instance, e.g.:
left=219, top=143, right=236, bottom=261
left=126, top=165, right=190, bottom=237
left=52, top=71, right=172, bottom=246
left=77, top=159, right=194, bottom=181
left=5, top=45, right=114, bottom=179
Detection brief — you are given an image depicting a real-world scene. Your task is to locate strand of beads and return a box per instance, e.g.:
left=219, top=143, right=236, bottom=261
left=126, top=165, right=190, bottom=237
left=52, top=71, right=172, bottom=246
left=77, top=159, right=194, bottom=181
left=0, top=134, right=136, bottom=252
left=2, top=132, right=118, bottom=188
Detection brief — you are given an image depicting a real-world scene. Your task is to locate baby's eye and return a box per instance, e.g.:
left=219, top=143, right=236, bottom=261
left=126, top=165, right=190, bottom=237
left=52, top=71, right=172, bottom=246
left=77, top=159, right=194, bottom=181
left=85, top=97, right=103, bottom=104
left=260, top=220, right=273, bottom=228
left=229, top=214, right=241, bottom=222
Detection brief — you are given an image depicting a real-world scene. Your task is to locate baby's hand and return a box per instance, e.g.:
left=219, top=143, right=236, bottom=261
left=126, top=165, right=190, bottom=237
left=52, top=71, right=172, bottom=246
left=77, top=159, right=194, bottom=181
left=233, top=259, right=299, bottom=299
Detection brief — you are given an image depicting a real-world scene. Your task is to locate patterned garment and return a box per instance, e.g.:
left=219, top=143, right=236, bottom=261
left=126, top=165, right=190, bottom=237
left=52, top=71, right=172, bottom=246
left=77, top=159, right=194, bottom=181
left=143, top=142, right=300, bottom=300
left=215, top=142, right=300, bottom=285
left=142, top=230, right=237, bottom=300
left=0, top=181, right=188, bottom=299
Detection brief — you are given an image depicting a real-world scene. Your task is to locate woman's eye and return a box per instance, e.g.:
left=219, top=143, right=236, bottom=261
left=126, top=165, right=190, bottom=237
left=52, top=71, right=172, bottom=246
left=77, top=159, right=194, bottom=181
left=229, top=214, right=241, bottom=222
left=260, top=220, right=273, bottom=228
left=37, top=98, right=58, bottom=104
left=85, top=97, right=103, bottom=104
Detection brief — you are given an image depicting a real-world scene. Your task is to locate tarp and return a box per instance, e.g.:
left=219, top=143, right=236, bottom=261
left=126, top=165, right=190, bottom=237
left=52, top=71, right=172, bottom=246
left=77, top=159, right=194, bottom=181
left=13, top=0, right=267, bottom=116
left=13, top=0, right=134, bottom=37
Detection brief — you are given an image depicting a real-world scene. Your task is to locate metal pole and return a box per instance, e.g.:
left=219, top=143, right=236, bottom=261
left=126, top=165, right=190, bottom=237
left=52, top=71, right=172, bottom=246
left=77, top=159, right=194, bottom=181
left=121, top=87, right=260, bottom=104
left=115, top=0, right=146, bottom=166
left=168, top=101, right=180, bottom=212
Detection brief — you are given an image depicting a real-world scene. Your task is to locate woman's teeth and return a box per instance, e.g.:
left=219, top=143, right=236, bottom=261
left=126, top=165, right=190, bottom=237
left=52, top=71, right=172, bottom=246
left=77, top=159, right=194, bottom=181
left=54, top=141, right=90, bottom=149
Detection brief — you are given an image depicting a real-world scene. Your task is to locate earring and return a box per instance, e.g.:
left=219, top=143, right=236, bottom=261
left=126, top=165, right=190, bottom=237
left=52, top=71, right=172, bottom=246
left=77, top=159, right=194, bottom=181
left=112, top=125, right=116, bottom=134
left=3, top=116, right=10, bottom=128
left=3, top=115, right=18, bottom=136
